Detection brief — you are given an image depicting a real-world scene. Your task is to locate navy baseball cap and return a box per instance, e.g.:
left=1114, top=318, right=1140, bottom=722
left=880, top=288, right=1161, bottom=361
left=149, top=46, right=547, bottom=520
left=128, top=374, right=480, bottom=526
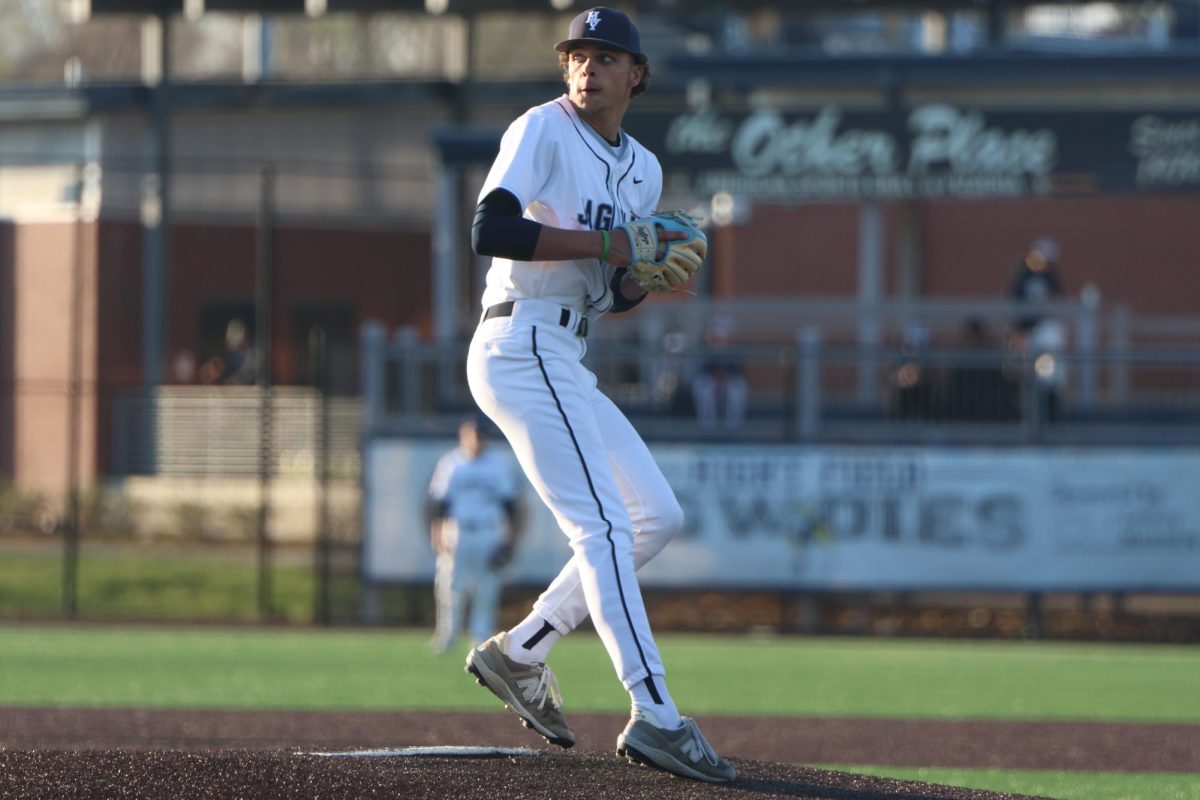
left=555, top=7, right=644, bottom=60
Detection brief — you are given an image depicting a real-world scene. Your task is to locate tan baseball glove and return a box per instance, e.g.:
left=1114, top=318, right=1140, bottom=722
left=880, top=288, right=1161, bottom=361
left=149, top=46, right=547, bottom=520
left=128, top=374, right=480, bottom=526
left=616, top=210, right=707, bottom=293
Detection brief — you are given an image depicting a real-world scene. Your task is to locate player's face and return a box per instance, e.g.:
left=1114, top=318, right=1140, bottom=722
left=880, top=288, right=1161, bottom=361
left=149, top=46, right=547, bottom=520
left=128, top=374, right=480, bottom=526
left=566, top=44, right=643, bottom=116
left=460, top=423, right=483, bottom=456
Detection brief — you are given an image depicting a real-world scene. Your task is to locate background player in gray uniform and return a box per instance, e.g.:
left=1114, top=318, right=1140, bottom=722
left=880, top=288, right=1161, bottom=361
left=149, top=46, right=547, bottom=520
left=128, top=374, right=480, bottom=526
left=428, top=415, right=520, bottom=655
left=462, top=7, right=735, bottom=783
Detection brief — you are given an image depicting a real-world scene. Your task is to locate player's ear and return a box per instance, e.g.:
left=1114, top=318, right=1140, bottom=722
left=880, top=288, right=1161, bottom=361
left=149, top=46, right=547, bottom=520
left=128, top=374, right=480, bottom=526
left=629, top=62, right=645, bottom=89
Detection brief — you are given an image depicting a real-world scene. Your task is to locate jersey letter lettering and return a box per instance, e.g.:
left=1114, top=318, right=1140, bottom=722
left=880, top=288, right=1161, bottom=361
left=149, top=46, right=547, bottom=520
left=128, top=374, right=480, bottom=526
left=595, top=203, right=614, bottom=231
left=578, top=200, right=614, bottom=231
left=577, top=199, right=593, bottom=227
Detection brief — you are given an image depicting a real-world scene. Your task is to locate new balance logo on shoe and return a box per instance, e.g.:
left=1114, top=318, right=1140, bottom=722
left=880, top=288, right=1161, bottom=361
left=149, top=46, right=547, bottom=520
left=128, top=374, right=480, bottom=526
left=516, top=678, right=541, bottom=703
left=680, top=737, right=704, bottom=763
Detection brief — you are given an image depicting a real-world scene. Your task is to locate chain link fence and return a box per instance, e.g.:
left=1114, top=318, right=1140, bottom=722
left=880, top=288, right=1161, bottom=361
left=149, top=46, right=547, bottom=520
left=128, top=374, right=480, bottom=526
left=0, top=343, right=365, bottom=627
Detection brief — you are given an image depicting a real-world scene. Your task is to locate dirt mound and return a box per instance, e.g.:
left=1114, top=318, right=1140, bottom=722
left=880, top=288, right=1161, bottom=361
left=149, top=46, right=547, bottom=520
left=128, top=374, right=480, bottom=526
left=0, top=749, right=1046, bottom=800
left=4, top=707, right=1195, bottom=773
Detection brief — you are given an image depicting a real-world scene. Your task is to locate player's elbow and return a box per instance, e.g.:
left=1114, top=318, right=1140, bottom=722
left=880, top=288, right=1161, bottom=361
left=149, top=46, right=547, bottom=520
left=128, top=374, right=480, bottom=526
left=472, top=190, right=540, bottom=261
left=470, top=217, right=491, bottom=257
left=471, top=194, right=505, bottom=257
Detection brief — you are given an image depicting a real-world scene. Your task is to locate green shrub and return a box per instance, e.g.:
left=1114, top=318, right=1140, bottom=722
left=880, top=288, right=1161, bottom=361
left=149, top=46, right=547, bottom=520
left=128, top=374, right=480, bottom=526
left=0, top=483, right=47, bottom=535
left=173, top=502, right=213, bottom=542
left=78, top=486, right=141, bottom=539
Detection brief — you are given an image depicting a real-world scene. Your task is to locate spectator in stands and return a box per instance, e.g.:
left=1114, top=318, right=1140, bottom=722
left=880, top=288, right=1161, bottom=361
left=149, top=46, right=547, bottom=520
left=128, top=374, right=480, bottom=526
left=1008, top=236, right=1064, bottom=333
left=199, top=319, right=257, bottom=385
left=1027, top=316, right=1068, bottom=423
left=691, top=315, right=747, bottom=429
left=1006, top=238, right=1068, bottom=424
left=888, top=321, right=935, bottom=421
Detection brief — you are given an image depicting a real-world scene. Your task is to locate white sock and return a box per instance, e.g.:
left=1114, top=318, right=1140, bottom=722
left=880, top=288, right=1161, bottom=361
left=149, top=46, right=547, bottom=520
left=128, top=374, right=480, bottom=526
left=503, top=613, right=561, bottom=664
left=630, top=676, right=682, bottom=729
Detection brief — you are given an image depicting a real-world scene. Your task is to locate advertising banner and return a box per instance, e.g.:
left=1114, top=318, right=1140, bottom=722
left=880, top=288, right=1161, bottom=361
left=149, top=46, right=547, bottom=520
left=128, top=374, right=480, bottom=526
left=625, top=105, right=1200, bottom=199
left=364, top=442, right=1200, bottom=591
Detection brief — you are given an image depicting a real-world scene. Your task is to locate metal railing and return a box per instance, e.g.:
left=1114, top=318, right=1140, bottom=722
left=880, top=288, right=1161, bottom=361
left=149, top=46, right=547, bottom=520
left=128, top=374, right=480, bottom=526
left=102, top=307, right=1200, bottom=477
left=361, top=323, right=1200, bottom=447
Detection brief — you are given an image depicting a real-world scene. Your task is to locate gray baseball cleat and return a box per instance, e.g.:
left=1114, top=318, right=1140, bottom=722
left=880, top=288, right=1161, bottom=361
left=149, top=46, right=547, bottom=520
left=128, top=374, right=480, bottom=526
left=616, top=712, right=737, bottom=783
left=465, top=633, right=575, bottom=748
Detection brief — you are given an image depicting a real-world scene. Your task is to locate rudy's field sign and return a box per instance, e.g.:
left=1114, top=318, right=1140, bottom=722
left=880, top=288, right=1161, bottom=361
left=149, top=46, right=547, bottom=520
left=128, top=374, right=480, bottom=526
left=627, top=104, right=1200, bottom=199
left=364, top=443, right=1200, bottom=591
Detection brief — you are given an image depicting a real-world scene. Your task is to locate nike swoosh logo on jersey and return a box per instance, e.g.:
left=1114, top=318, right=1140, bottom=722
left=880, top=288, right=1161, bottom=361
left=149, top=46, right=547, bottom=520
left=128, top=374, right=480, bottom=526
left=633, top=178, right=643, bottom=184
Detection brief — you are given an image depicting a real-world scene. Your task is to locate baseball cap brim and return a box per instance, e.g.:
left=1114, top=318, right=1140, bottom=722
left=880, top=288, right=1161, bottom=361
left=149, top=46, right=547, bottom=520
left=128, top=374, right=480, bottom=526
left=554, top=37, right=643, bottom=58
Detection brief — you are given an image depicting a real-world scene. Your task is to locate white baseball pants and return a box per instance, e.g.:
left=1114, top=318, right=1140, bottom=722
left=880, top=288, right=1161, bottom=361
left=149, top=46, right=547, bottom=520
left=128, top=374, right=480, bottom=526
left=434, top=521, right=503, bottom=648
left=467, top=299, right=682, bottom=690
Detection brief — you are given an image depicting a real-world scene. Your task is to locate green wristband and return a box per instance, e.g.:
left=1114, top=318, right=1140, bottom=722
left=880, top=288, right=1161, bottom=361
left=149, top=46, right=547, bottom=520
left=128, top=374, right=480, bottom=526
left=600, top=229, right=611, bottom=262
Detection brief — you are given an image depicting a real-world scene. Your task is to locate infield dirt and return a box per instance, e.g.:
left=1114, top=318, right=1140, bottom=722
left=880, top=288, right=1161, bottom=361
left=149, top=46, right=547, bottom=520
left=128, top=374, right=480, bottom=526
left=0, top=749, right=1043, bottom=800
left=4, top=707, right=1199, bottom=799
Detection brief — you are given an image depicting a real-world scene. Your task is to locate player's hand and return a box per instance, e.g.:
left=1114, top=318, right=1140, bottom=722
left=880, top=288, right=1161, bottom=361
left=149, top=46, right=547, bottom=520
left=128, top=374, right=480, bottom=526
left=615, top=211, right=707, bottom=292
left=488, top=542, right=514, bottom=570
left=607, top=227, right=687, bottom=269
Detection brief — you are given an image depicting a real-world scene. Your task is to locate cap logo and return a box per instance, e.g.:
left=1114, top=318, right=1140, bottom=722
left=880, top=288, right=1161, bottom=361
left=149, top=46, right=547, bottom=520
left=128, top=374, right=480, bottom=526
left=585, top=10, right=601, bottom=31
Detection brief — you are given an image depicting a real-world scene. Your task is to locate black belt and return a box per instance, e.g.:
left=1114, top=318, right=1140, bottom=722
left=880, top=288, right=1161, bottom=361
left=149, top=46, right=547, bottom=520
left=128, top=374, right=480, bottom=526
left=482, top=301, right=588, bottom=338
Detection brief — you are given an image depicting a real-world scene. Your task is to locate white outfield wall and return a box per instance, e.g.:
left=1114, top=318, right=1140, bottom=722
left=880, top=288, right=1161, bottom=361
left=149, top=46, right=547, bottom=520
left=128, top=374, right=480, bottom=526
left=363, top=441, right=1200, bottom=591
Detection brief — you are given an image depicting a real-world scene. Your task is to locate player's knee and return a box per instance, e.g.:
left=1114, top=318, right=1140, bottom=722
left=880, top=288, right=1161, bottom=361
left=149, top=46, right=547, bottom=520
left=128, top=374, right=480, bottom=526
left=637, top=496, right=683, bottom=561
left=658, top=496, right=684, bottom=539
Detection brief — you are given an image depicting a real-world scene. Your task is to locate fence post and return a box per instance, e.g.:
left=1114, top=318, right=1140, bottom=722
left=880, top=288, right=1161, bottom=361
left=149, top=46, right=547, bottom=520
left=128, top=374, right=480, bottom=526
left=1021, top=354, right=1042, bottom=443
left=857, top=203, right=883, bottom=405
left=358, top=320, right=386, bottom=626
left=361, top=321, right=386, bottom=434
left=310, top=327, right=332, bottom=625
left=433, top=165, right=460, bottom=410
left=62, top=162, right=87, bottom=619
left=1077, top=284, right=1101, bottom=410
left=396, top=326, right=421, bottom=418
left=1111, top=304, right=1131, bottom=406
left=797, top=326, right=822, bottom=440
left=254, top=164, right=275, bottom=621
left=639, top=313, right=666, bottom=407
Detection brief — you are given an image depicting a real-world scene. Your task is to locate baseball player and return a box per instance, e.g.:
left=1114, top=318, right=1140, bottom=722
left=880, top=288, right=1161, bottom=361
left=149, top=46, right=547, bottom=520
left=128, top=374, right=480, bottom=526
left=462, top=7, right=734, bottom=783
left=428, top=415, right=520, bottom=655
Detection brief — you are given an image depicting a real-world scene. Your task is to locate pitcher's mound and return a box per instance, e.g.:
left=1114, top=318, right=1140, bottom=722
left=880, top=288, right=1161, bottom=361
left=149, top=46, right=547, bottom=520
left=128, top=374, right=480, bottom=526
left=0, top=749, right=1048, bottom=799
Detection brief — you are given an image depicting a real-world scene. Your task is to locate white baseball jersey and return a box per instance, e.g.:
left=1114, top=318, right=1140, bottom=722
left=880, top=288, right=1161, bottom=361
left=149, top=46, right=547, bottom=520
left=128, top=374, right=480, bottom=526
left=429, top=448, right=516, bottom=538
left=478, top=95, right=663, bottom=319
left=468, top=93, right=685, bottom=694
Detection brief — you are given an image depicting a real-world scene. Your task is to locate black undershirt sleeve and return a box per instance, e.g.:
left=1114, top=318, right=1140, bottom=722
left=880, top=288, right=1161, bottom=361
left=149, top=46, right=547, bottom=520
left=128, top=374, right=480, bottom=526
left=471, top=189, right=542, bottom=261
left=608, top=267, right=647, bottom=314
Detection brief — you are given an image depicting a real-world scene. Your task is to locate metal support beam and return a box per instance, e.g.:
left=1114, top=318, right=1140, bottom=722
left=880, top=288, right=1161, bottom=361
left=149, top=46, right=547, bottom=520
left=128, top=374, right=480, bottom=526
left=255, top=165, right=276, bottom=620
left=432, top=168, right=459, bottom=345
left=797, top=326, right=822, bottom=440
left=140, top=11, right=172, bottom=388
left=857, top=203, right=884, bottom=406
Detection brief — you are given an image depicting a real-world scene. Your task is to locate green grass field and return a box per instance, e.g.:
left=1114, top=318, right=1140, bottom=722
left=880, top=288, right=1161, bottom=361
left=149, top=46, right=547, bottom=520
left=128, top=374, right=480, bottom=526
left=825, top=766, right=1200, bottom=800
left=0, top=546, right=318, bottom=622
left=0, top=626, right=1197, bottom=799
